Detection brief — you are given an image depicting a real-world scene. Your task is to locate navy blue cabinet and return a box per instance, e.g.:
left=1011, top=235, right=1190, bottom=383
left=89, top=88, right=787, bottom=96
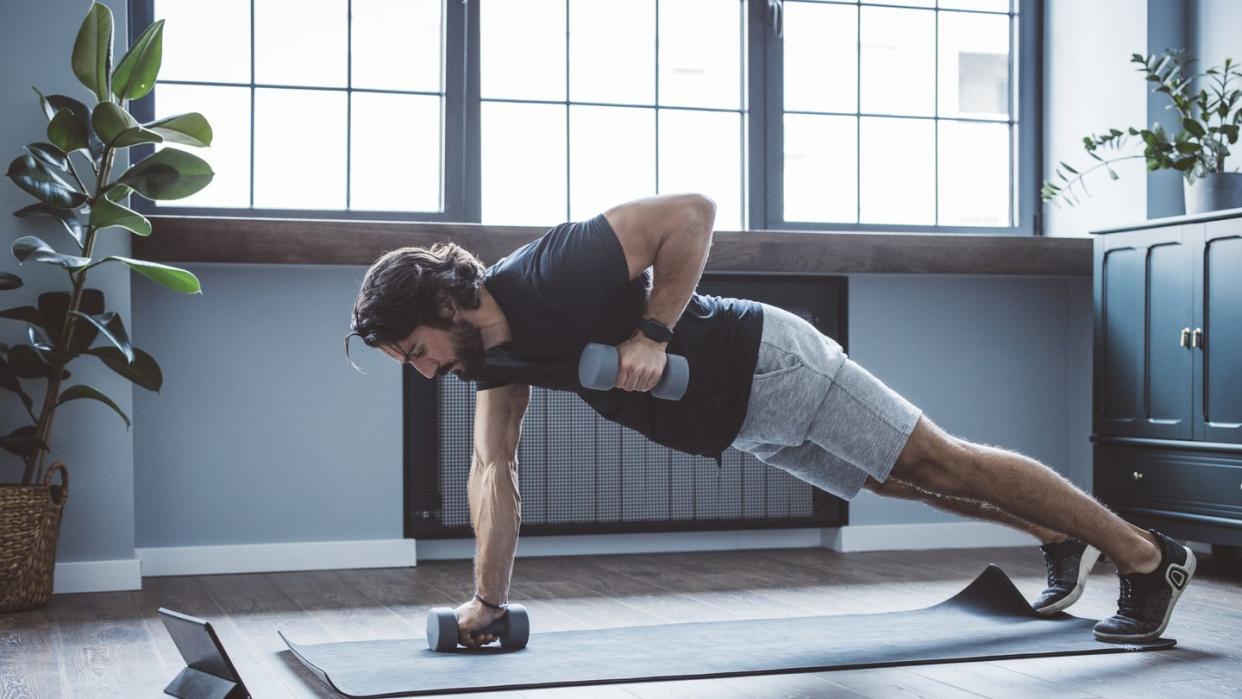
left=1094, top=211, right=1242, bottom=548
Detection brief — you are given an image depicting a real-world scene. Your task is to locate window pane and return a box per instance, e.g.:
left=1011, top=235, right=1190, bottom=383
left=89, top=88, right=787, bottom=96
left=352, top=0, right=442, bottom=92
left=253, top=89, right=347, bottom=209
left=659, top=110, right=742, bottom=229
left=939, top=0, right=1009, bottom=12
left=784, top=1, right=857, bottom=114
left=859, top=117, right=933, bottom=224
left=155, top=0, right=250, bottom=83
left=482, top=102, right=567, bottom=225
left=863, top=0, right=935, bottom=6
left=659, top=0, right=743, bottom=109
left=784, top=114, right=857, bottom=223
left=152, top=85, right=251, bottom=209
left=938, top=120, right=1008, bottom=226
left=481, top=0, right=566, bottom=101
left=860, top=7, right=935, bottom=116
left=350, top=93, right=441, bottom=212
left=570, top=106, right=656, bottom=220
left=938, top=11, right=1010, bottom=119
left=254, top=0, right=347, bottom=87
left=570, top=0, right=655, bottom=105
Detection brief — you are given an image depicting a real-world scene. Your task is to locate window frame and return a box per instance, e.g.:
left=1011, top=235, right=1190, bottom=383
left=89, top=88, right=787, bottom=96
left=128, top=0, right=1042, bottom=235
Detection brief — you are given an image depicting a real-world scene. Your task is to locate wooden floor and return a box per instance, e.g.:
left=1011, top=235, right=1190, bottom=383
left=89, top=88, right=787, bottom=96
left=2, top=545, right=1241, bottom=698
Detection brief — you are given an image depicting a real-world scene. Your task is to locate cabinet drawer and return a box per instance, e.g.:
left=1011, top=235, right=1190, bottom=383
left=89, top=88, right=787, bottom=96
left=1095, top=445, right=1242, bottom=518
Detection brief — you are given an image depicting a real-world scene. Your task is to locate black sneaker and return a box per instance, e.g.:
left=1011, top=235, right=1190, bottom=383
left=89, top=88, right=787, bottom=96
left=1094, top=529, right=1197, bottom=643
left=1033, top=538, right=1100, bottom=615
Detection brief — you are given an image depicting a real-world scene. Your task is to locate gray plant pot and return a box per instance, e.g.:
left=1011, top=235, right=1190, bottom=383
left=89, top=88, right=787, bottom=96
left=1184, top=172, right=1242, bottom=215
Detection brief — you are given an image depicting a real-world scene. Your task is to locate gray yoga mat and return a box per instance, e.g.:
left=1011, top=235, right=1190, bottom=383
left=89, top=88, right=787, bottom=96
left=280, top=564, right=1176, bottom=697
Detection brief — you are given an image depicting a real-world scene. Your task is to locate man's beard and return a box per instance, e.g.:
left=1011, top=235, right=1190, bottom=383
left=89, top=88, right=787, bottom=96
left=446, top=317, right=486, bottom=381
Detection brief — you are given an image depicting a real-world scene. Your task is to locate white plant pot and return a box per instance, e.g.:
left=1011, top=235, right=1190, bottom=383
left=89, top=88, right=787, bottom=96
left=1184, top=172, right=1242, bottom=215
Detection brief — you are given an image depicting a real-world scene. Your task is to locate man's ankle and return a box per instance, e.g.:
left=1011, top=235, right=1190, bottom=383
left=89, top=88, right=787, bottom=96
left=1115, top=531, right=1161, bottom=575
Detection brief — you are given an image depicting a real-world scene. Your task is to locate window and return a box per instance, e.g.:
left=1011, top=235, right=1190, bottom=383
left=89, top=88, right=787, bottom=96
left=130, top=0, right=457, bottom=220
left=478, top=0, right=749, bottom=228
left=130, top=0, right=1039, bottom=234
left=769, top=0, right=1034, bottom=233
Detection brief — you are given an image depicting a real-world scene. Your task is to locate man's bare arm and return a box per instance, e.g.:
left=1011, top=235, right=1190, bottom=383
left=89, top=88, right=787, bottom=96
left=604, top=193, right=716, bottom=333
left=469, top=382, right=530, bottom=606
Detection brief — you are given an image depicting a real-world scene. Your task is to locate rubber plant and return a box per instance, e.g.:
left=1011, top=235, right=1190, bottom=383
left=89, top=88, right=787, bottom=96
left=2, top=2, right=212, bottom=486
left=1042, top=48, right=1242, bottom=206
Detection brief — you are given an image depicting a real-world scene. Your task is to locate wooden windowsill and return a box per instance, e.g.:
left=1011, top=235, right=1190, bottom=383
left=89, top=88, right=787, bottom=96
left=135, top=216, right=1092, bottom=276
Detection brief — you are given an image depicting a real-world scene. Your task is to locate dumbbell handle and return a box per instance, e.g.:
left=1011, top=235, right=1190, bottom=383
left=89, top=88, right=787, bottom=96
left=578, top=343, right=689, bottom=400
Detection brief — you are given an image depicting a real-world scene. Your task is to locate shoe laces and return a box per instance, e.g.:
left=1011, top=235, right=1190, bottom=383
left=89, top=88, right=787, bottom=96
left=1043, top=545, right=1074, bottom=584
left=1116, top=572, right=1151, bottom=618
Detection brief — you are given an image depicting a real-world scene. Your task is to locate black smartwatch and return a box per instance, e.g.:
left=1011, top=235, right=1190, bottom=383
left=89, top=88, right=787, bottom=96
left=637, top=318, right=674, bottom=344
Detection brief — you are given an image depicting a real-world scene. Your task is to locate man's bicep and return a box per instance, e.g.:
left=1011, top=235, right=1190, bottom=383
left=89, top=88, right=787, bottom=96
left=473, top=383, right=530, bottom=465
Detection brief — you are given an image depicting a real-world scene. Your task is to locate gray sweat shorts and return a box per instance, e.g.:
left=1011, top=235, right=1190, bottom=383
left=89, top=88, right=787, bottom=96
left=730, top=303, right=924, bottom=500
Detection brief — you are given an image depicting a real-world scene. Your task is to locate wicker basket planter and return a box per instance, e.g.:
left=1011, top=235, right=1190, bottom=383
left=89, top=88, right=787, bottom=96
left=0, top=464, right=68, bottom=613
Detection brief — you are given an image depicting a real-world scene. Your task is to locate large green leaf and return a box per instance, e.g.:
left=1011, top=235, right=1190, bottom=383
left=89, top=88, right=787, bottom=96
left=48, top=108, right=90, bottom=153
left=39, top=289, right=104, bottom=352
left=13, top=203, right=86, bottom=249
left=26, top=143, right=71, bottom=172
left=92, top=102, right=136, bottom=144
left=33, top=89, right=103, bottom=159
left=0, top=426, right=49, bottom=459
left=113, top=148, right=214, bottom=200
left=0, top=355, right=35, bottom=417
left=88, top=256, right=201, bottom=293
left=6, top=155, right=87, bottom=208
left=68, top=311, right=133, bottom=362
left=0, top=306, right=45, bottom=328
left=90, top=195, right=151, bottom=236
left=145, top=112, right=212, bottom=147
left=7, top=345, right=57, bottom=379
left=72, top=2, right=114, bottom=103
left=56, top=384, right=131, bottom=429
left=112, top=20, right=164, bottom=101
left=0, top=272, right=23, bottom=291
left=111, top=126, right=164, bottom=148
left=87, top=346, right=162, bottom=391
left=12, top=236, right=91, bottom=270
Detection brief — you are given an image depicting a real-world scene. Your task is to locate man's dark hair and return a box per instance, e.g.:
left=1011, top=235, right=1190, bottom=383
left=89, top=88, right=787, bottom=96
left=345, top=243, right=486, bottom=370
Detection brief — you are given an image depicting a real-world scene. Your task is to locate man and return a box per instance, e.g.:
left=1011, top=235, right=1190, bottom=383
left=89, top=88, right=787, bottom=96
left=347, top=193, right=1196, bottom=648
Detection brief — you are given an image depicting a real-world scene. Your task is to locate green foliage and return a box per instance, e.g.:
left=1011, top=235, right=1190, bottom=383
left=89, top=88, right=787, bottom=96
left=2, top=2, right=211, bottom=484
left=1043, top=49, right=1242, bottom=207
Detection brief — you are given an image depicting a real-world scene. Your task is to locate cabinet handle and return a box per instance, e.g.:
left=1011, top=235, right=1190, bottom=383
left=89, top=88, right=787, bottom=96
left=1180, top=327, right=1191, bottom=348
left=1132, top=471, right=1144, bottom=482
left=1192, top=328, right=1204, bottom=349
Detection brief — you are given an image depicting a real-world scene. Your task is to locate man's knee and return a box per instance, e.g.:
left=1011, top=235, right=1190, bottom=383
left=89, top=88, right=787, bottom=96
left=889, top=416, right=980, bottom=496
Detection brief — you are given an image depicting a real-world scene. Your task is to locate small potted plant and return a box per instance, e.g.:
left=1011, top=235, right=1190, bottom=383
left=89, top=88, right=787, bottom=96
left=1, top=2, right=212, bottom=612
left=1043, top=49, right=1242, bottom=214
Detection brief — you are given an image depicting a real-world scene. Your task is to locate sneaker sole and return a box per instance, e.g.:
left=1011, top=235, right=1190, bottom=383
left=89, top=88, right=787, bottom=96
left=1035, top=544, right=1101, bottom=615
left=1093, top=545, right=1197, bottom=643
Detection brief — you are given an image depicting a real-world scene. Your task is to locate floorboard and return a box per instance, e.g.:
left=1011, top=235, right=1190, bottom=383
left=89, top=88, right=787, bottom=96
left=2, top=546, right=1238, bottom=698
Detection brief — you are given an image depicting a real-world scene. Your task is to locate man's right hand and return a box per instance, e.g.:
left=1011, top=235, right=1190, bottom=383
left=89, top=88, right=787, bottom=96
left=452, top=597, right=509, bottom=648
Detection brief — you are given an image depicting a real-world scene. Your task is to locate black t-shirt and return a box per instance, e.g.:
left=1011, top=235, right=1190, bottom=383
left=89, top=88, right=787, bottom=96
left=473, top=213, right=764, bottom=462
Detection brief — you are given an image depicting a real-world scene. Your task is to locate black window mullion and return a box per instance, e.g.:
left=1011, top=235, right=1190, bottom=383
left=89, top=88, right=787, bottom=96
left=465, top=0, right=482, bottom=222
left=345, top=0, right=352, bottom=211
left=747, top=0, right=769, bottom=230
left=249, top=0, right=256, bottom=209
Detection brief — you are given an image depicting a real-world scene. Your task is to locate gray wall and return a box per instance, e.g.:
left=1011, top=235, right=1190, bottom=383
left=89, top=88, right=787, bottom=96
left=132, top=265, right=401, bottom=546
left=0, top=0, right=134, bottom=563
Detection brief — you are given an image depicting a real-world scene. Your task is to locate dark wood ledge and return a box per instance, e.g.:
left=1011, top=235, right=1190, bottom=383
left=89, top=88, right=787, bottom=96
left=135, top=216, right=1092, bottom=276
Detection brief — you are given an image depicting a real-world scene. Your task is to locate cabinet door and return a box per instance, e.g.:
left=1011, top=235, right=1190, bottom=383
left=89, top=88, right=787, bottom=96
left=1195, top=219, right=1242, bottom=444
left=1094, top=225, right=1194, bottom=439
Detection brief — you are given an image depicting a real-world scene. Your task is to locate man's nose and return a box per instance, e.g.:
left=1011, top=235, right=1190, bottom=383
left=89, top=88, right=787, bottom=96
left=414, top=358, right=437, bottom=379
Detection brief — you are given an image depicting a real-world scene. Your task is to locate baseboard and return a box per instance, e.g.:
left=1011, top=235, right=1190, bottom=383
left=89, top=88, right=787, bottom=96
left=53, top=558, right=142, bottom=594
left=824, top=522, right=1034, bottom=552
left=136, top=538, right=418, bottom=577
left=416, top=528, right=825, bottom=560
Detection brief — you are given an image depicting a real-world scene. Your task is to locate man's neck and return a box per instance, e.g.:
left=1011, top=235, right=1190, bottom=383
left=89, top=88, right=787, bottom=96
left=464, top=286, right=512, bottom=350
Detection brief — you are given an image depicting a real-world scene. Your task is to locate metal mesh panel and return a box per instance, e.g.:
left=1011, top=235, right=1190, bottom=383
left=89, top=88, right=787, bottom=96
left=406, top=275, right=848, bottom=538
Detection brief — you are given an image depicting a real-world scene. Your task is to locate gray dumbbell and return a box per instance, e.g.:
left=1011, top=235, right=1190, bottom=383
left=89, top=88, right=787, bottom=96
left=426, top=604, right=529, bottom=652
left=578, top=343, right=689, bottom=400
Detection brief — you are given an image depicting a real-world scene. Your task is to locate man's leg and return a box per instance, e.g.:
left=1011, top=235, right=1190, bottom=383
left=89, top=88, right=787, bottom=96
left=861, top=475, right=1067, bottom=545
left=888, top=414, right=1160, bottom=575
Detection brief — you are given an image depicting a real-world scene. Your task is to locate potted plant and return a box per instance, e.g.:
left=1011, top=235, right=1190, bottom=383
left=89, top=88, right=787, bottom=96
left=1, top=2, right=212, bottom=612
left=1042, top=49, right=1242, bottom=214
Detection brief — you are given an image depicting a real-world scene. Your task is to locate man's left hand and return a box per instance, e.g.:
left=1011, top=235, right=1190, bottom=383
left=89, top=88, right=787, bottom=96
left=615, top=331, right=668, bottom=393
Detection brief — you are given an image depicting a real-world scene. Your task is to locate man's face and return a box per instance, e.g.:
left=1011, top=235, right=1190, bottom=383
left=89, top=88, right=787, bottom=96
left=383, top=316, right=487, bottom=381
